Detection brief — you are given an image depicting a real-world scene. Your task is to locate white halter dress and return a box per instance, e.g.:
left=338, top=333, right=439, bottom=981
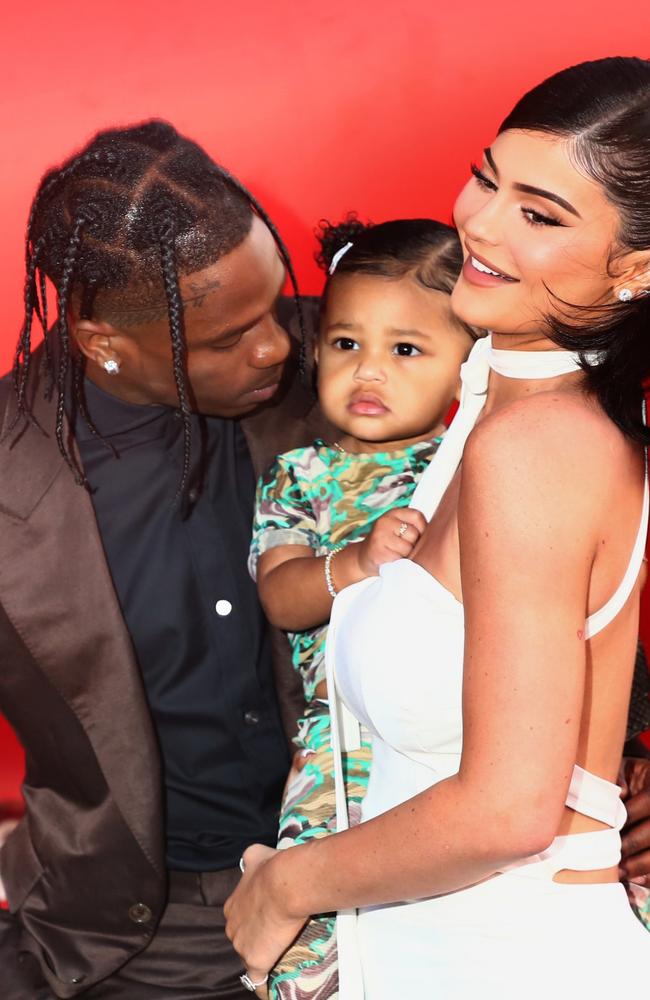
left=325, top=337, right=650, bottom=999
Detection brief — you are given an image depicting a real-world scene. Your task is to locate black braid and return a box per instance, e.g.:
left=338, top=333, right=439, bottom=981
left=217, top=168, right=308, bottom=381
left=159, top=219, right=193, bottom=504
left=24, top=147, right=118, bottom=270
left=55, top=217, right=87, bottom=485
left=70, top=351, right=115, bottom=456
left=11, top=237, right=45, bottom=427
left=37, top=267, right=54, bottom=394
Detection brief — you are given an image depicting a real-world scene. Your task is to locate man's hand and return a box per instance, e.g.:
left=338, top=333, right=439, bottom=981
left=620, top=756, right=650, bottom=883
left=355, top=508, right=427, bottom=577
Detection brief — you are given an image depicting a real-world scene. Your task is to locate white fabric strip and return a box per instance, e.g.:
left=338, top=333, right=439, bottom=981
left=411, top=334, right=595, bottom=520
left=325, top=587, right=366, bottom=999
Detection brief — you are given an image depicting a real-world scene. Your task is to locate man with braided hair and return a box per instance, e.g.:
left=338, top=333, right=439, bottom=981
left=0, top=120, right=325, bottom=999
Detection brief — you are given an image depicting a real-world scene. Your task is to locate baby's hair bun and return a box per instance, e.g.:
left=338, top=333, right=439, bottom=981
left=314, top=212, right=372, bottom=272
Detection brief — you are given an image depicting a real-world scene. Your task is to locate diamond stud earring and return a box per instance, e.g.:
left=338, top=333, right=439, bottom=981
left=617, top=288, right=634, bottom=302
left=103, top=359, right=120, bottom=375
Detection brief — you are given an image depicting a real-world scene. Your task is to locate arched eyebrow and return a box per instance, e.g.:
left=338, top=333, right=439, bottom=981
left=484, top=147, right=582, bottom=219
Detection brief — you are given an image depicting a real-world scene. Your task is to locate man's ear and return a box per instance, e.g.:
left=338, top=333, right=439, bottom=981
left=73, top=317, right=123, bottom=370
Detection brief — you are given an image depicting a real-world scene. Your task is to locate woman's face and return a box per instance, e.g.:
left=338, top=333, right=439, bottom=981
left=451, top=129, right=624, bottom=342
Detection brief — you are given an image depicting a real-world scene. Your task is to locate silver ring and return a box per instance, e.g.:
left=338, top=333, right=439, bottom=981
left=239, top=856, right=246, bottom=874
left=397, top=522, right=408, bottom=537
left=240, top=972, right=269, bottom=992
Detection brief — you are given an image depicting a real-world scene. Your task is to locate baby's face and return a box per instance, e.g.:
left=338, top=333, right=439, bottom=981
left=316, top=273, right=474, bottom=452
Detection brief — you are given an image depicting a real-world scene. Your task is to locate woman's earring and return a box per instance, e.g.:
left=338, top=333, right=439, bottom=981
left=617, top=288, right=634, bottom=302
left=103, top=359, right=120, bottom=375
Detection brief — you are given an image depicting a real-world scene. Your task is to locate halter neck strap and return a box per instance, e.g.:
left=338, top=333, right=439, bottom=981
left=410, top=334, right=592, bottom=520
left=490, top=343, right=590, bottom=380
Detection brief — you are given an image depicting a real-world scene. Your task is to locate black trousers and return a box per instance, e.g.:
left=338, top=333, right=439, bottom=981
left=7, top=868, right=250, bottom=1000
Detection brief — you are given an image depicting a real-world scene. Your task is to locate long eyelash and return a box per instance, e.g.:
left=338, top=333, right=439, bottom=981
left=521, top=207, right=563, bottom=228
left=470, top=163, right=496, bottom=191
left=471, top=163, right=564, bottom=228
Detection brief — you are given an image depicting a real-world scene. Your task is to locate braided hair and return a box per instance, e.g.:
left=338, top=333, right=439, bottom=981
left=14, top=119, right=305, bottom=497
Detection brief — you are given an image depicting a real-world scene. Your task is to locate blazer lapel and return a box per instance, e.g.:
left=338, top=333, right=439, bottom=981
left=0, top=366, right=164, bottom=874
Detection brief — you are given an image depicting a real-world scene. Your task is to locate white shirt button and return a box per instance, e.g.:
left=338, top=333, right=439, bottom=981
left=215, top=599, right=232, bottom=617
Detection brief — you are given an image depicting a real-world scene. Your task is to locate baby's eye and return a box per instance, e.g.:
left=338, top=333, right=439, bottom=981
left=393, top=342, right=421, bottom=357
left=333, top=337, right=359, bottom=351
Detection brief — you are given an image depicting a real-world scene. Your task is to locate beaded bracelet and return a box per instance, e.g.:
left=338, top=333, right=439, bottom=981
left=324, top=545, right=344, bottom=598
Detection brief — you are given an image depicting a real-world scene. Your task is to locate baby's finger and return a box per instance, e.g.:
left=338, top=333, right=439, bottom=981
left=396, top=508, right=427, bottom=535
left=392, top=520, right=419, bottom=545
left=378, top=536, right=416, bottom=562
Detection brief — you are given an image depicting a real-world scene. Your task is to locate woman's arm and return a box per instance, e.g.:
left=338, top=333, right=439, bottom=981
left=227, top=396, right=603, bottom=970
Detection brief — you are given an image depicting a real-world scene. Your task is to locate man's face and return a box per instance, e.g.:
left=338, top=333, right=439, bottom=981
left=77, top=216, right=291, bottom=418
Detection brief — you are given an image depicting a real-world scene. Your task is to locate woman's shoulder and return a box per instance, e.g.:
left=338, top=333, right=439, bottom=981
left=461, top=389, right=637, bottom=539
left=466, top=388, right=627, bottom=476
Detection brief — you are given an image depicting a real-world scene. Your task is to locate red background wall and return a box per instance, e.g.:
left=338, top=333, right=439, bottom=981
left=2, top=3, right=650, bottom=802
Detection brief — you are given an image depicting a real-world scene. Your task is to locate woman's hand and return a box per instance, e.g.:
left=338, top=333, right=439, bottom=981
left=224, top=844, right=309, bottom=989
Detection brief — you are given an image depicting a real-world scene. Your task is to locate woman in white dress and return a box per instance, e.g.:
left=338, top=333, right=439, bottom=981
left=226, top=56, right=650, bottom=998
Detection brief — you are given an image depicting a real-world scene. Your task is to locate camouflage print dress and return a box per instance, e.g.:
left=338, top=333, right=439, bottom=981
left=249, top=437, right=440, bottom=1000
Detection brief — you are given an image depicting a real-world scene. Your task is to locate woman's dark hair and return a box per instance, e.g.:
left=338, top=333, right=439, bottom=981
left=499, top=56, right=650, bottom=443
left=13, top=119, right=305, bottom=498
left=315, top=214, right=479, bottom=340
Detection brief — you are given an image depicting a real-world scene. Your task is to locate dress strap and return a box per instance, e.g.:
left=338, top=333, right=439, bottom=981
left=325, top=584, right=367, bottom=999
left=409, top=334, right=591, bottom=523
left=585, top=402, right=649, bottom=640
left=567, top=764, right=627, bottom=828
left=584, top=473, right=649, bottom=639
left=410, top=336, right=490, bottom=521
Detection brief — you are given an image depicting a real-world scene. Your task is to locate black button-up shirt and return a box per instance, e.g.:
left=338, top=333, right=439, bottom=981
left=76, top=379, right=290, bottom=871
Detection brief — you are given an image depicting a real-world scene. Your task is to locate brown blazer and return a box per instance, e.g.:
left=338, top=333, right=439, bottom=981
left=0, top=299, right=331, bottom=998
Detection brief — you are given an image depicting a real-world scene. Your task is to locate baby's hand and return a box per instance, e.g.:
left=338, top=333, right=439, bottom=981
left=356, top=508, right=427, bottom=576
